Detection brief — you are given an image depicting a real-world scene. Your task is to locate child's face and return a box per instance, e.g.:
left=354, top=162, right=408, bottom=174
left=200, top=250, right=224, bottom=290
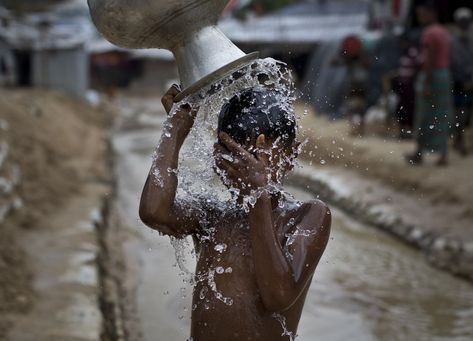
left=214, top=133, right=298, bottom=193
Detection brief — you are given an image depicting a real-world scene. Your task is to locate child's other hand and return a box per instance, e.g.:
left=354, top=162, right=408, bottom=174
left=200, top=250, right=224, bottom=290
left=215, top=132, right=270, bottom=194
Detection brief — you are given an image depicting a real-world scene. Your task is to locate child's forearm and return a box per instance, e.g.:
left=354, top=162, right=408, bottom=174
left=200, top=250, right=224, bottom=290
left=139, top=115, right=192, bottom=234
left=248, top=191, right=299, bottom=312
left=149, top=119, right=185, bottom=204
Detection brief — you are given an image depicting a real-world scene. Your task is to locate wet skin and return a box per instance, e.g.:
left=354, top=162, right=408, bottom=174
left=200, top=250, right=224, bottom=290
left=139, top=86, right=331, bottom=340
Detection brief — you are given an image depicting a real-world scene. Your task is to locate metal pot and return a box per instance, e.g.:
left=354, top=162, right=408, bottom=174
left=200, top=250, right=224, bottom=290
left=87, top=0, right=257, bottom=100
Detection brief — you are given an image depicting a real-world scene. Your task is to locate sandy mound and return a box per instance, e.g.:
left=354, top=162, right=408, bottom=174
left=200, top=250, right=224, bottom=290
left=297, top=103, right=473, bottom=219
left=0, top=89, right=111, bottom=336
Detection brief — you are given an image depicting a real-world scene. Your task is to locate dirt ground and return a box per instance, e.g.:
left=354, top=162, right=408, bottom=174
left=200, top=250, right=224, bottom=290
left=1, top=88, right=472, bottom=338
left=0, top=89, right=111, bottom=338
left=296, top=103, right=473, bottom=221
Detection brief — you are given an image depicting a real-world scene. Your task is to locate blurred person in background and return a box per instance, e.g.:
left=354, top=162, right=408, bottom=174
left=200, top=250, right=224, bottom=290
left=391, top=32, right=419, bottom=139
left=232, top=0, right=296, bottom=17
left=450, top=7, right=473, bottom=156
left=406, top=0, right=452, bottom=166
left=0, top=42, right=15, bottom=87
left=335, top=35, right=369, bottom=137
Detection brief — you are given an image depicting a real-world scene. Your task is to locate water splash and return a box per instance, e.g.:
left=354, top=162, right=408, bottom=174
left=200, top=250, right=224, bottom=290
left=153, top=58, right=303, bottom=320
left=272, top=313, right=297, bottom=340
left=169, top=236, right=194, bottom=279
left=162, top=58, right=295, bottom=208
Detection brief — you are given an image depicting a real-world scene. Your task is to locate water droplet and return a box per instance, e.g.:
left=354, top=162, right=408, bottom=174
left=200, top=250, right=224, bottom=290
left=199, top=287, right=208, bottom=300
left=214, top=243, right=227, bottom=253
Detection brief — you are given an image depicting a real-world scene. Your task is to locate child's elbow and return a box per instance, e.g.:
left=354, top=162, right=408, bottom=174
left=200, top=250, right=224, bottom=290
left=139, top=205, right=185, bottom=238
left=139, top=198, right=155, bottom=223
left=139, top=206, right=156, bottom=228
left=139, top=205, right=167, bottom=232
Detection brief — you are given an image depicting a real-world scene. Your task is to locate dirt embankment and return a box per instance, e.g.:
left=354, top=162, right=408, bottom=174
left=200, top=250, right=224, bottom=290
left=297, top=103, right=473, bottom=221
left=0, top=89, right=111, bottom=337
left=294, top=103, right=473, bottom=279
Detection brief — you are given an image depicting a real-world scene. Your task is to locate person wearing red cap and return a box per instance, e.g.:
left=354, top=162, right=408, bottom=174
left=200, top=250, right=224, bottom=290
left=339, top=35, right=369, bottom=136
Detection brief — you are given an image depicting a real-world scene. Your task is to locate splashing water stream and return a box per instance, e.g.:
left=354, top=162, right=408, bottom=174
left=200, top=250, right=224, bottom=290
left=150, top=58, right=301, bottom=333
left=272, top=313, right=297, bottom=341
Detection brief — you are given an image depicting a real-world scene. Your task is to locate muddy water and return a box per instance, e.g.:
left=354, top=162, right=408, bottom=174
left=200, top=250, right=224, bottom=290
left=112, top=102, right=473, bottom=341
left=291, top=188, right=473, bottom=341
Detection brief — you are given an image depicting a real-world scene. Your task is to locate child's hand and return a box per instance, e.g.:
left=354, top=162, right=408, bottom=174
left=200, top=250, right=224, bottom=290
left=215, top=132, right=270, bottom=194
left=161, top=84, right=181, bottom=114
left=161, top=84, right=197, bottom=133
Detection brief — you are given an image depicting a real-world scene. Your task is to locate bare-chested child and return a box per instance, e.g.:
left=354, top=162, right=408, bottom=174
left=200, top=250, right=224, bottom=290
left=139, top=84, right=331, bottom=341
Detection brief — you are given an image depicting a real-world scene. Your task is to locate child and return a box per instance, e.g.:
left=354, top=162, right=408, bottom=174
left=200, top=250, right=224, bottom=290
left=139, top=84, right=331, bottom=341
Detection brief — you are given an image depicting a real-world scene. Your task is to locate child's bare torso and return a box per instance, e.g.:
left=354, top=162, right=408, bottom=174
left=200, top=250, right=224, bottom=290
left=190, top=199, right=313, bottom=341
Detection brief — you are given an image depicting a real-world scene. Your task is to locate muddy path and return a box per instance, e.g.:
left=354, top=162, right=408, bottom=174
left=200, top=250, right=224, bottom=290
left=0, top=89, right=112, bottom=340
left=105, top=96, right=473, bottom=341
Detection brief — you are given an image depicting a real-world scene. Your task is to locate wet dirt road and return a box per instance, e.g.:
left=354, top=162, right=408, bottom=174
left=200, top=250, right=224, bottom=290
left=111, top=98, right=473, bottom=341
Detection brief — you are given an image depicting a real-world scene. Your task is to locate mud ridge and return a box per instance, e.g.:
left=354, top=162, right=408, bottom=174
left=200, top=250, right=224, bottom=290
left=289, top=166, right=473, bottom=282
left=95, top=137, right=128, bottom=341
left=97, top=195, right=126, bottom=341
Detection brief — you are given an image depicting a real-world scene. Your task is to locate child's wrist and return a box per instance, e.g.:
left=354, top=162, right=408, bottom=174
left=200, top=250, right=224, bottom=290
left=164, top=117, right=192, bottom=138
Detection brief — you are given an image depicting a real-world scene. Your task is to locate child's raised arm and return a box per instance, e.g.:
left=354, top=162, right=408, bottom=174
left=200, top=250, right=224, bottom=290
left=139, top=85, right=201, bottom=237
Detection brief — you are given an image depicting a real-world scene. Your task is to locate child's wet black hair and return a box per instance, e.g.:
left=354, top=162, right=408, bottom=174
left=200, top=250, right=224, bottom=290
left=217, top=88, right=296, bottom=146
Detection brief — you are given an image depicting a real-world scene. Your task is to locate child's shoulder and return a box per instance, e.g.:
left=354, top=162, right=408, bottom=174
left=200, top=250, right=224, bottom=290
left=291, top=199, right=331, bottom=232
left=300, top=198, right=329, bottom=211
left=292, top=198, right=330, bottom=217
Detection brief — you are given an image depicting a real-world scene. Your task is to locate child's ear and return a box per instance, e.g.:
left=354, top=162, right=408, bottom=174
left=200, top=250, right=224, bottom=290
left=256, top=134, right=266, bottom=149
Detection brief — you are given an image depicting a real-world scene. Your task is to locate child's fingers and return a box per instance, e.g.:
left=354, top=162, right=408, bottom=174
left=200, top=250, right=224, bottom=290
left=226, top=167, right=239, bottom=180
left=217, top=161, right=232, bottom=173
left=215, top=154, right=238, bottom=168
left=168, top=84, right=181, bottom=95
left=255, top=134, right=269, bottom=163
left=214, top=147, right=236, bottom=165
left=216, top=150, right=246, bottom=168
left=215, top=159, right=239, bottom=178
left=161, top=84, right=181, bottom=112
left=219, top=132, right=252, bottom=160
left=214, top=143, right=229, bottom=155
left=219, top=132, right=240, bottom=151
left=215, top=151, right=245, bottom=174
left=162, top=85, right=179, bottom=101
